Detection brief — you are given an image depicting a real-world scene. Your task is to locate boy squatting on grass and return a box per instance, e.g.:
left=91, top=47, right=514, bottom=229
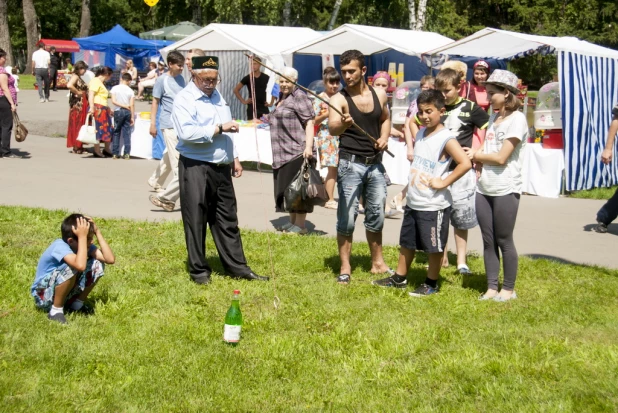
left=30, top=214, right=115, bottom=324
left=373, top=90, right=472, bottom=296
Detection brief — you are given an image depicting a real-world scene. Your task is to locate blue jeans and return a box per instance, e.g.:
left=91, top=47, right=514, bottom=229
left=336, top=158, right=387, bottom=236
left=112, top=108, right=132, bottom=156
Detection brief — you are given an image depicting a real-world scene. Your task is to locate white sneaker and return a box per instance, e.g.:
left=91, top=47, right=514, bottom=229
left=45, top=99, right=49, bottom=103
left=147, top=178, right=162, bottom=191
left=39, top=98, right=45, bottom=103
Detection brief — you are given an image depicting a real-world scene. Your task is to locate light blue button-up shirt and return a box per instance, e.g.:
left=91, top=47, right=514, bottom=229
left=172, top=81, right=238, bottom=164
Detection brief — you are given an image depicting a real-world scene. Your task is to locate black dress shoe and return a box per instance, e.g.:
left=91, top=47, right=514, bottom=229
left=192, top=276, right=212, bottom=285
left=238, top=272, right=269, bottom=281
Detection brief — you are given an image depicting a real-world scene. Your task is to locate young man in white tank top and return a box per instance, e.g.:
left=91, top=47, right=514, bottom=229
left=373, top=90, right=472, bottom=296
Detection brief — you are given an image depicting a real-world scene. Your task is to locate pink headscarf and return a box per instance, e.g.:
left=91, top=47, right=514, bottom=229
left=373, top=71, right=391, bottom=85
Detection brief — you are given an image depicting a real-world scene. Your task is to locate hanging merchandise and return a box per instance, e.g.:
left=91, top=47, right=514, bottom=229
left=397, top=63, right=404, bottom=86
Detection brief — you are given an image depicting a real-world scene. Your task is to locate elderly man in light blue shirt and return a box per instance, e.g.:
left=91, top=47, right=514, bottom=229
left=171, top=55, right=268, bottom=285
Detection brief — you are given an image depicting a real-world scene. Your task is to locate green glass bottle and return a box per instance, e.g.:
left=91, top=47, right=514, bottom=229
left=223, top=290, right=242, bottom=345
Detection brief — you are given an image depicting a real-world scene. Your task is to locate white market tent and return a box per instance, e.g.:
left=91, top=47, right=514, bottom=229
left=425, top=27, right=618, bottom=60
left=161, top=24, right=322, bottom=119
left=284, top=24, right=454, bottom=89
left=285, top=23, right=453, bottom=56
left=426, top=28, right=618, bottom=191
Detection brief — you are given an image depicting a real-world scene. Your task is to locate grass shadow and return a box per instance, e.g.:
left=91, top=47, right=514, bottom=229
left=323, top=254, right=373, bottom=275
left=522, top=254, right=617, bottom=276
left=583, top=223, right=618, bottom=236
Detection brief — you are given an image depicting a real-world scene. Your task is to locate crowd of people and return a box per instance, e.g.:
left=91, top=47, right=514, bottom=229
left=3, top=43, right=615, bottom=324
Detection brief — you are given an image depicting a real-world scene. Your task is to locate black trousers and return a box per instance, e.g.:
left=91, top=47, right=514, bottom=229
left=0, top=96, right=13, bottom=157
left=246, top=103, right=269, bottom=120
left=49, top=67, right=58, bottom=90
left=179, top=155, right=251, bottom=280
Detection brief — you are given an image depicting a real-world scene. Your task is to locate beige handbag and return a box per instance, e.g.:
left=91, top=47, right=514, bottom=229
left=13, top=112, right=28, bottom=142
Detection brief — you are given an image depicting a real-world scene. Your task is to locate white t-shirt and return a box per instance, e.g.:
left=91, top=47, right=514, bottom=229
left=81, top=70, right=94, bottom=85
left=407, top=127, right=455, bottom=211
left=110, top=84, right=135, bottom=111
left=477, top=111, right=528, bottom=196
left=32, top=50, right=50, bottom=69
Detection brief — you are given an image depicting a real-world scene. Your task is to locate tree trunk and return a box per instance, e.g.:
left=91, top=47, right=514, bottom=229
left=408, top=0, right=417, bottom=30
left=0, top=0, right=14, bottom=66
left=79, top=0, right=91, bottom=37
left=22, top=0, right=40, bottom=70
left=283, top=0, right=292, bottom=26
left=192, top=0, right=202, bottom=26
left=415, top=0, right=427, bottom=30
left=328, top=0, right=343, bottom=30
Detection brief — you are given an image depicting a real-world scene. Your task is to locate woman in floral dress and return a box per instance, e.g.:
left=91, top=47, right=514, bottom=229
left=313, top=67, right=341, bottom=209
left=66, top=61, right=89, bottom=154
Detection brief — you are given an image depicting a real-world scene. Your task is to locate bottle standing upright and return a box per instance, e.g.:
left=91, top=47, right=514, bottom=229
left=223, top=290, right=243, bottom=345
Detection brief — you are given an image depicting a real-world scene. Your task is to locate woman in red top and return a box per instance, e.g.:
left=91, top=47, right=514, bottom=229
left=467, top=60, right=491, bottom=112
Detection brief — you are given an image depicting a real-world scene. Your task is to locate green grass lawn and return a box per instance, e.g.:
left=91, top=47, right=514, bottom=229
left=1, top=206, right=617, bottom=411
left=569, top=186, right=618, bottom=200
left=17, top=74, right=36, bottom=90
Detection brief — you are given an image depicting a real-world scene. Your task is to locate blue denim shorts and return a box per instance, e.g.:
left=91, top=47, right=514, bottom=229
left=336, top=159, right=387, bottom=236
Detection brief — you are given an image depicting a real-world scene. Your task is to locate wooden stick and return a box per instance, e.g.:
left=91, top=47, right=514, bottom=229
left=245, top=54, right=394, bottom=158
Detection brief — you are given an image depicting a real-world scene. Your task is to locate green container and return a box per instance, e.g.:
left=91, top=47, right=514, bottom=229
left=223, top=290, right=242, bottom=344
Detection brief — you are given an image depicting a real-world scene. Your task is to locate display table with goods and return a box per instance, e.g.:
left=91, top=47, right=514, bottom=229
left=381, top=137, right=410, bottom=186
left=233, top=121, right=273, bottom=165
left=521, top=143, right=564, bottom=198
left=33, top=71, right=72, bottom=90
left=115, top=112, right=154, bottom=159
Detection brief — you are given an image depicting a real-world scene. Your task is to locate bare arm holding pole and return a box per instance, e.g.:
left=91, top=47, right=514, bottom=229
left=245, top=54, right=394, bottom=158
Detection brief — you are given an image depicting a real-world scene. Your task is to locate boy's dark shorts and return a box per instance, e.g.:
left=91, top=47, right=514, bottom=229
left=399, top=206, right=451, bottom=254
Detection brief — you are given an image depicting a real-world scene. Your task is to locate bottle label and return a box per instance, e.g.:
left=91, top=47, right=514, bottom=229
left=223, top=324, right=241, bottom=342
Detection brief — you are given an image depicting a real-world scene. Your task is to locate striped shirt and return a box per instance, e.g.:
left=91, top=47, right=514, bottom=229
left=269, top=88, right=315, bottom=169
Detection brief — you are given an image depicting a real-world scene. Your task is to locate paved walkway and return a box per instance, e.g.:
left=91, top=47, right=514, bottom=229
left=3, top=91, right=618, bottom=269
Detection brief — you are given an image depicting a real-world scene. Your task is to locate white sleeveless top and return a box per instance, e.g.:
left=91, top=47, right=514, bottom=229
left=477, top=111, right=528, bottom=196
left=407, top=127, right=456, bottom=211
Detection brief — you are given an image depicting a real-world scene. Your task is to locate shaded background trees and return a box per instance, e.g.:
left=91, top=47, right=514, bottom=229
left=0, top=0, right=616, bottom=81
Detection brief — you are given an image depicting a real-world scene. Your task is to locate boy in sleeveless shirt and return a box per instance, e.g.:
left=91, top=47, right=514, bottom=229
left=373, top=90, right=471, bottom=296
left=328, top=50, right=392, bottom=285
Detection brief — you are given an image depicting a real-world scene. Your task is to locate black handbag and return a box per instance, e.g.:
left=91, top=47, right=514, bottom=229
left=305, top=161, right=328, bottom=201
left=284, top=158, right=317, bottom=213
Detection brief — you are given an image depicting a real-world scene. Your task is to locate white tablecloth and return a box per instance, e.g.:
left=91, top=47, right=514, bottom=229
left=522, top=143, right=564, bottom=198
left=119, top=117, right=153, bottom=159
left=233, top=127, right=273, bottom=165
left=382, top=137, right=410, bottom=185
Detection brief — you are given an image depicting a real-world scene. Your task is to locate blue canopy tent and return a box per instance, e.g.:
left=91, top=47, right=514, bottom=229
left=73, top=25, right=171, bottom=70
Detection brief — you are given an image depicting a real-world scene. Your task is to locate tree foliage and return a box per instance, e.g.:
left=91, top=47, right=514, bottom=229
left=5, top=0, right=617, bottom=65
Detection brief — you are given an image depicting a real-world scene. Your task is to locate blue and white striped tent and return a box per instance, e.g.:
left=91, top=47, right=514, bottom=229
left=426, top=28, right=618, bottom=191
